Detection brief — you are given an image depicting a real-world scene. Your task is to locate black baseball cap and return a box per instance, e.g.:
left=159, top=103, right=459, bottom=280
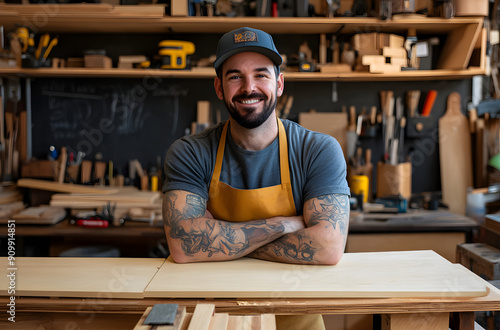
left=213, top=27, right=282, bottom=73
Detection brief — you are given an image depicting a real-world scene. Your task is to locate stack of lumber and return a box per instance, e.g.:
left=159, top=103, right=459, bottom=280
left=134, top=304, right=276, bottom=330
left=50, top=189, right=161, bottom=209
left=10, top=205, right=66, bottom=225
left=353, top=32, right=407, bottom=73
left=0, top=183, right=25, bottom=221
left=0, top=4, right=166, bottom=18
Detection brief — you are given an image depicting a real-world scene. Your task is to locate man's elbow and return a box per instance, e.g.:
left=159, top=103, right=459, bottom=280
left=165, top=238, right=191, bottom=263
left=318, top=237, right=346, bottom=265
left=321, top=248, right=344, bottom=265
left=170, top=252, right=190, bottom=264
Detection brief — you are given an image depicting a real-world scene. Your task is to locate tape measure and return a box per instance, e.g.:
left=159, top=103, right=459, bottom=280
left=158, top=40, right=195, bottom=70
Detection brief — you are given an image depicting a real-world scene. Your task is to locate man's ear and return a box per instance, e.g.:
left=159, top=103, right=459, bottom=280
left=214, top=77, right=224, bottom=100
left=277, top=72, right=284, bottom=97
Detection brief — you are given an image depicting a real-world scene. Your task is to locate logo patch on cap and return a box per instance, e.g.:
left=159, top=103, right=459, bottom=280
left=234, top=30, right=258, bottom=44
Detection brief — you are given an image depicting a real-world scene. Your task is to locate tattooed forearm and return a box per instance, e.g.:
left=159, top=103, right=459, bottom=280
left=250, top=233, right=317, bottom=263
left=163, top=191, right=287, bottom=259
left=306, top=194, right=349, bottom=238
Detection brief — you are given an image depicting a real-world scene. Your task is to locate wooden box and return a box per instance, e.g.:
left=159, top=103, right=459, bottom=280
left=84, top=55, right=112, bottom=69
left=376, top=162, right=412, bottom=199
left=456, top=243, right=500, bottom=280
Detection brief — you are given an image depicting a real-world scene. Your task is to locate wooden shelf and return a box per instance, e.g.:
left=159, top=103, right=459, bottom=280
left=0, top=4, right=486, bottom=80
left=0, top=67, right=486, bottom=81
left=0, top=4, right=484, bottom=34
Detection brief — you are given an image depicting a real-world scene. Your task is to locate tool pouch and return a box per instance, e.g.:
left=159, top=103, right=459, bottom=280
left=406, top=116, right=435, bottom=138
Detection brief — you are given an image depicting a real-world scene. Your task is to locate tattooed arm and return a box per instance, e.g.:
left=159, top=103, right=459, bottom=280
left=247, top=193, right=349, bottom=265
left=163, top=190, right=305, bottom=263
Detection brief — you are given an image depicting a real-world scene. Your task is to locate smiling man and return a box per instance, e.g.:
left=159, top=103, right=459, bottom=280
left=163, top=27, right=350, bottom=329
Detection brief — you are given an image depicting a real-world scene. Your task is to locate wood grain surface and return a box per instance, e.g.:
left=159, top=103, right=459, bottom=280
left=0, top=257, right=165, bottom=298
left=144, top=250, right=487, bottom=299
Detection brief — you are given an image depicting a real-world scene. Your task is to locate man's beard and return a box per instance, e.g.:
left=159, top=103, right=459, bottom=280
left=224, top=90, right=277, bottom=129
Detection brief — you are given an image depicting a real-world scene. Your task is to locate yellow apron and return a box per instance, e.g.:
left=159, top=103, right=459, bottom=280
left=207, top=119, right=325, bottom=330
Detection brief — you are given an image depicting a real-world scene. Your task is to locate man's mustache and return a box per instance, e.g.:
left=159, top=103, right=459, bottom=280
left=232, top=93, right=267, bottom=102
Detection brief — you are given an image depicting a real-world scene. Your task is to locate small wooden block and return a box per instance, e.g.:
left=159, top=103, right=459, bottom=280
left=390, top=57, right=408, bottom=67
left=117, top=62, right=133, bottom=69
left=318, top=63, right=352, bottom=73
left=197, top=101, right=211, bottom=124
left=379, top=34, right=405, bottom=49
left=369, top=63, right=402, bottom=73
left=382, top=47, right=407, bottom=58
left=187, top=304, right=215, bottom=330
left=353, top=33, right=378, bottom=52
left=84, top=55, right=112, bottom=69
left=171, top=0, right=188, bottom=16
left=362, top=55, right=386, bottom=66
left=118, top=55, right=147, bottom=64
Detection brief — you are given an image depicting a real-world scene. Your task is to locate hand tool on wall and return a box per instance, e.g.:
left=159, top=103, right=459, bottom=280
left=35, top=34, right=50, bottom=60
left=406, top=90, right=420, bottom=117
left=439, top=92, right=473, bottom=215
left=421, top=90, right=437, bottom=116
left=347, top=105, right=358, bottom=159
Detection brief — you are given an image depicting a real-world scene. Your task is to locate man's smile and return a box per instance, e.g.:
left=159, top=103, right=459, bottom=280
left=240, top=98, right=261, bottom=105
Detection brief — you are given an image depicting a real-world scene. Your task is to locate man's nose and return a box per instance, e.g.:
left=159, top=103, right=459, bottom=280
left=240, top=77, right=256, bottom=94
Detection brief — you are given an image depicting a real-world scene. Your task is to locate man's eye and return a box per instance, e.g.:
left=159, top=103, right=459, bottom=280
left=228, top=75, right=240, bottom=80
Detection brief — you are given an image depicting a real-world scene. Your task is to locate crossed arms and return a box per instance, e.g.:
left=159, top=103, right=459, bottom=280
left=163, top=190, right=349, bottom=265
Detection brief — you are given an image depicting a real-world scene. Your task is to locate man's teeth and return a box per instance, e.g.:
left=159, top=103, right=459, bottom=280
left=241, top=99, right=260, bottom=104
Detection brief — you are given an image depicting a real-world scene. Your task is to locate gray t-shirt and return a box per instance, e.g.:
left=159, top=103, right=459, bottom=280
left=163, top=119, right=350, bottom=215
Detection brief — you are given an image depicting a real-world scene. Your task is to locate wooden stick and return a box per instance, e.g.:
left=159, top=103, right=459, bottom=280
left=57, top=147, right=67, bottom=183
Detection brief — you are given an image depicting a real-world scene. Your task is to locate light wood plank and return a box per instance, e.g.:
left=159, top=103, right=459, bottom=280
left=17, top=178, right=119, bottom=194
left=208, top=313, right=229, bottom=330
left=133, top=306, right=153, bottom=330
left=144, top=251, right=487, bottom=299
left=187, top=304, right=215, bottom=330
left=260, top=314, right=277, bottom=330
left=0, top=257, right=165, bottom=299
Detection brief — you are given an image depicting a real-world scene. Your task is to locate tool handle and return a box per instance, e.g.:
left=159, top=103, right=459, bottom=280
left=421, top=90, right=437, bottom=116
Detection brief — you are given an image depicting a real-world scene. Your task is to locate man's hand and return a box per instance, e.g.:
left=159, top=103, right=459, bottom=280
left=163, top=190, right=305, bottom=263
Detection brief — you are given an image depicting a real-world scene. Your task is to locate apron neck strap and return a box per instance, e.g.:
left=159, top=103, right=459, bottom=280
left=212, top=119, right=291, bottom=186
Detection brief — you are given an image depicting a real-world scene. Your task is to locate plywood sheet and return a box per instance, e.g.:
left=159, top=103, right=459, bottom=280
left=144, top=251, right=487, bottom=299
left=0, top=257, right=164, bottom=298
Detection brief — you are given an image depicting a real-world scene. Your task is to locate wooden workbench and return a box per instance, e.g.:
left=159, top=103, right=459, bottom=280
left=0, top=251, right=499, bottom=330
left=8, top=210, right=478, bottom=260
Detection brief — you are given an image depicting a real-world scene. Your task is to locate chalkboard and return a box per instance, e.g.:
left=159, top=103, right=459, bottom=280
left=31, top=77, right=221, bottom=175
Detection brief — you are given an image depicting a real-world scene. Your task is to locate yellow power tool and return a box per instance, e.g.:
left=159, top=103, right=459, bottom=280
left=158, top=40, right=195, bottom=70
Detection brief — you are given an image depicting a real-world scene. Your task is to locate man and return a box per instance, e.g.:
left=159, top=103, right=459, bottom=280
left=163, top=27, right=350, bottom=329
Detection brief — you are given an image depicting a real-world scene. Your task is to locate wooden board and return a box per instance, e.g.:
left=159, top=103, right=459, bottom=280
left=144, top=250, right=487, bottom=299
left=0, top=257, right=165, bottom=299
left=437, top=22, right=482, bottom=70
left=298, top=112, right=348, bottom=157
left=438, top=92, right=473, bottom=215
left=17, top=178, right=119, bottom=194
left=7, top=206, right=66, bottom=225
